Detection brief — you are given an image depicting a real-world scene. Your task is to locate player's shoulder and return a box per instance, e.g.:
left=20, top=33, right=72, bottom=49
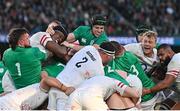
left=124, top=51, right=138, bottom=59
left=77, top=26, right=90, bottom=30
left=171, top=53, right=180, bottom=61
left=3, top=48, right=12, bottom=55
left=124, top=43, right=140, bottom=47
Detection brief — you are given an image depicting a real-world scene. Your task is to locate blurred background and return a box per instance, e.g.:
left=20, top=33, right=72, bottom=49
left=0, top=0, right=180, bottom=55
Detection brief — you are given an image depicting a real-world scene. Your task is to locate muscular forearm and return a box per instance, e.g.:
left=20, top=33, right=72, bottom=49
left=147, top=74, right=175, bottom=94
left=149, top=80, right=169, bottom=94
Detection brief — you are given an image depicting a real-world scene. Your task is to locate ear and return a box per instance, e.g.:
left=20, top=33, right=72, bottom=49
left=17, top=39, right=23, bottom=46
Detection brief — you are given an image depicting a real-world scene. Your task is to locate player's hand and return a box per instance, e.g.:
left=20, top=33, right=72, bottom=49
left=46, top=26, right=55, bottom=35
left=65, top=87, right=75, bottom=96
left=61, top=41, right=70, bottom=47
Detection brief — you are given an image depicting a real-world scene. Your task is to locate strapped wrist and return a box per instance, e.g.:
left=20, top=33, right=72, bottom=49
left=68, top=44, right=75, bottom=49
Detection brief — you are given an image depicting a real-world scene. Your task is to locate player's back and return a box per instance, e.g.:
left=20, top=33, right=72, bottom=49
left=56, top=46, right=104, bottom=87
left=3, top=47, right=46, bottom=89
left=72, top=75, right=117, bottom=100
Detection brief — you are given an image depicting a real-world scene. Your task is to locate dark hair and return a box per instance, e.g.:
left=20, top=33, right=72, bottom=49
left=53, top=25, right=68, bottom=38
left=157, top=44, right=171, bottom=51
left=110, top=41, right=124, bottom=56
left=8, top=28, right=29, bottom=50
left=135, top=24, right=152, bottom=42
left=91, top=14, right=107, bottom=26
left=99, top=41, right=115, bottom=55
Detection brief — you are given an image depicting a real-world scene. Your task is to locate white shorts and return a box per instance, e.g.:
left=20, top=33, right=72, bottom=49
left=2, top=70, right=16, bottom=92
left=47, top=87, right=68, bottom=110
left=140, top=92, right=164, bottom=110
left=0, top=83, right=47, bottom=110
left=65, top=89, right=108, bottom=110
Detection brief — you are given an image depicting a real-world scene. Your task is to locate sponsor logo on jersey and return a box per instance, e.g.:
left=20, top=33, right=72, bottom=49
left=86, top=51, right=96, bottom=61
left=0, top=68, right=4, bottom=73
left=81, top=38, right=87, bottom=43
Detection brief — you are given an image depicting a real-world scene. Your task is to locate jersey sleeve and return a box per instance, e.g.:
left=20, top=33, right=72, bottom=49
left=73, top=26, right=84, bottom=40
left=114, top=79, right=128, bottom=95
left=124, top=43, right=141, bottom=55
left=33, top=47, right=47, bottom=61
left=167, top=54, right=180, bottom=78
left=30, top=32, right=53, bottom=49
left=39, top=32, right=52, bottom=47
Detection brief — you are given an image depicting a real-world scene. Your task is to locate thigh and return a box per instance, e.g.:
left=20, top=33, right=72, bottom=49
left=65, top=92, right=82, bottom=110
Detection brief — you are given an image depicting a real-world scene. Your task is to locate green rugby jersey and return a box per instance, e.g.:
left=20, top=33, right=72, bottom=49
left=3, top=47, right=47, bottom=89
left=73, top=26, right=108, bottom=45
left=43, top=62, right=65, bottom=77
left=104, top=51, right=156, bottom=102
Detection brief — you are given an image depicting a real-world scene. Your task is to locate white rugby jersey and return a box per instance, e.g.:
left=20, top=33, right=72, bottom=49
left=30, top=32, right=52, bottom=54
left=167, top=53, right=180, bottom=92
left=71, top=75, right=127, bottom=100
left=56, top=46, right=104, bottom=87
left=124, top=43, right=158, bottom=73
left=167, top=53, right=180, bottom=78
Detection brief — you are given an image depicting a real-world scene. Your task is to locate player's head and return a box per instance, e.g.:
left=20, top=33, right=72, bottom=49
left=51, top=25, right=68, bottom=44
left=48, top=20, right=61, bottom=29
left=8, top=28, right=30, bottom=50
left=110, top=41, right=125, bottom=57
left=157, top=44, right=174, bottom=65
left=91, top=14, right=107, bottom=37
left=141, top=30, right=157, bottom=56
left=98, top=41, right=115, bottom=66
left=135, top=24, right=152, bottom=43
left=46, top=20, right=61, bottom=35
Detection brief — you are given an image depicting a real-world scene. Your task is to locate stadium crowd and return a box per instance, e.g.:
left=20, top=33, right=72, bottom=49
left=0, top=0, right=179, bottom=36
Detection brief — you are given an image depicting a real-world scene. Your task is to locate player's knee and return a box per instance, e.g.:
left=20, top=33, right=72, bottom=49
left=154, top=98, right=176, bottom=110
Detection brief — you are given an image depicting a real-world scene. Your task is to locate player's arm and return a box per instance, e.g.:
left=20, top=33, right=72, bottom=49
left=46, top=41, right=69, bottom=61
left=66, top=33, right=76, bottom=43
left=115, top=81, right=141, bottom=105
left=40, top=74, right=75, bottom=96
left=143, top=74, right=176, bottom=95
left=115, top=81, right=140, bottom=98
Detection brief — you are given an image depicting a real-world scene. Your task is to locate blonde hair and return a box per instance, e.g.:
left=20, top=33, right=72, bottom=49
left=142, top=30, right=158, bottom=42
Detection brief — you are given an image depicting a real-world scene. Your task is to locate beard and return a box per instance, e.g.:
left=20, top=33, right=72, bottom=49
left=162, top=56, right=171, bottom=66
